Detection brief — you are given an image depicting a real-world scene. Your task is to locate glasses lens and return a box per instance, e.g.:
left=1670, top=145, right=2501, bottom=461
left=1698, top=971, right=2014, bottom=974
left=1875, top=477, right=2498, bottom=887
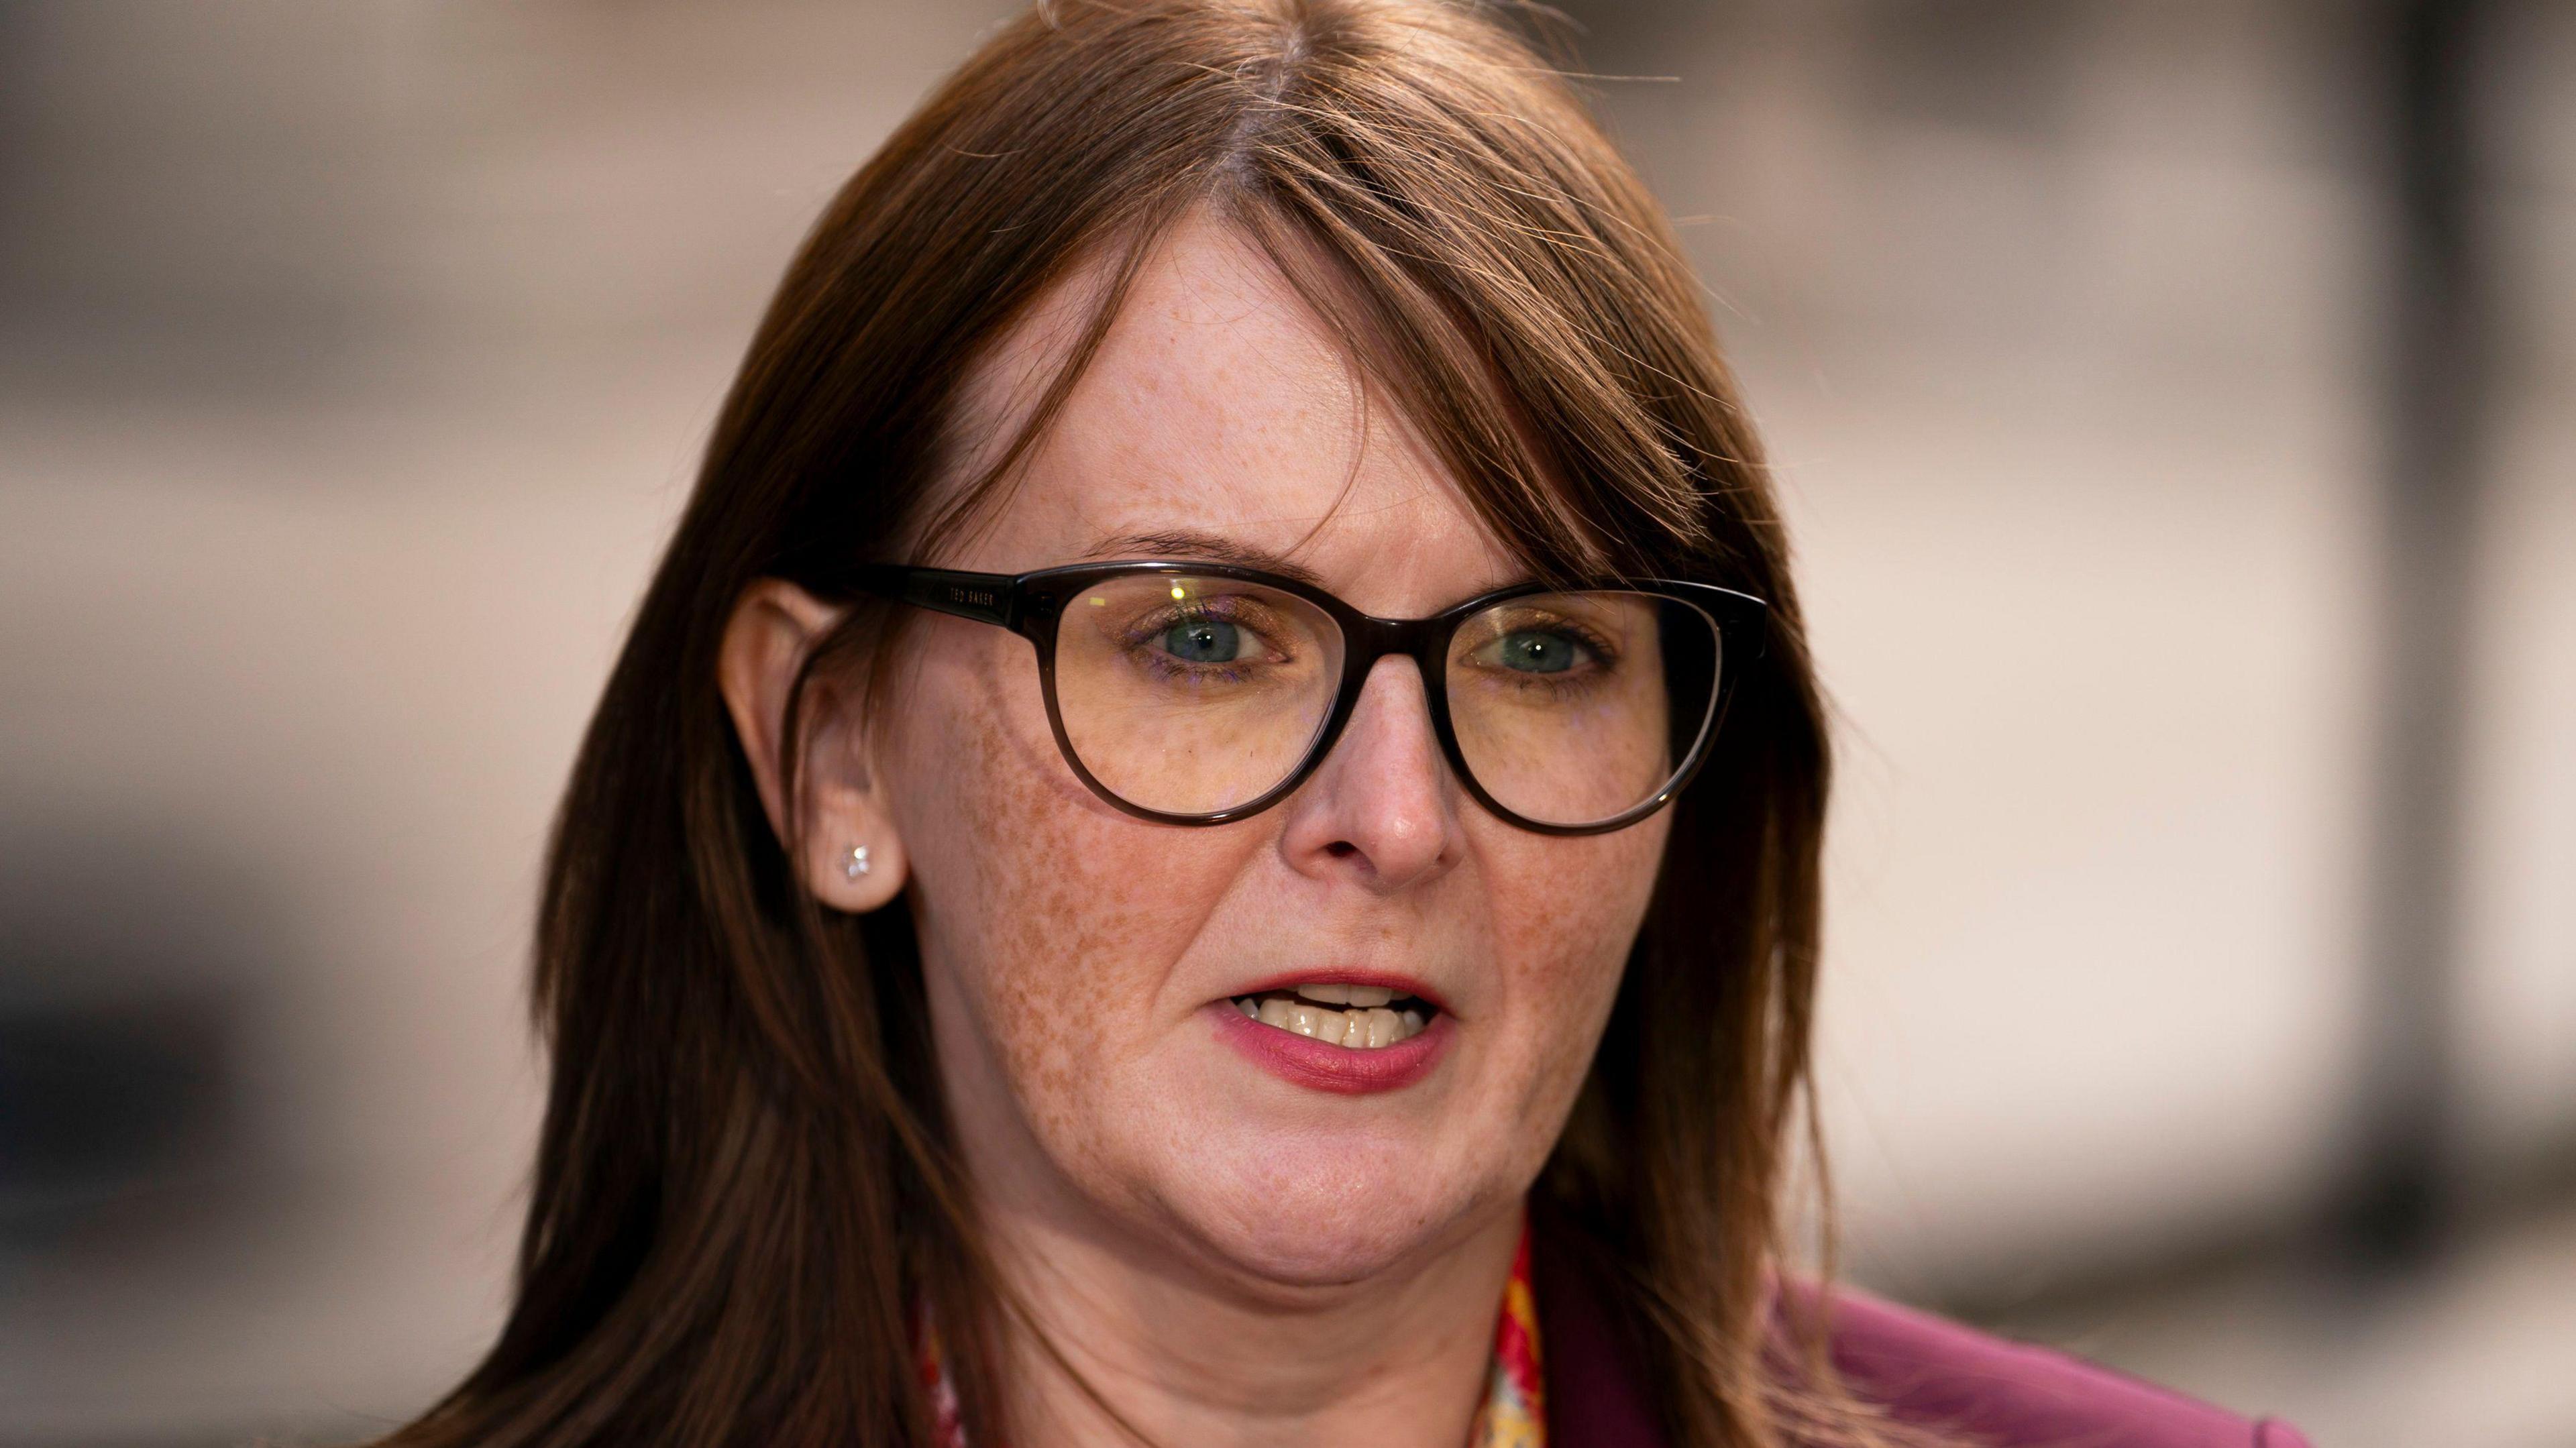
left=1446, top=592, right=1721, bottom=828
left=1050, top=573, right=1345, bottom=816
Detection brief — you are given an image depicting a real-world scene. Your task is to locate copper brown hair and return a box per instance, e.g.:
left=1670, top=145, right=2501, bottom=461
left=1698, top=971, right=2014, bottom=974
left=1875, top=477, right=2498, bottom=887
left=382, top=1, right=1873, bottom=1445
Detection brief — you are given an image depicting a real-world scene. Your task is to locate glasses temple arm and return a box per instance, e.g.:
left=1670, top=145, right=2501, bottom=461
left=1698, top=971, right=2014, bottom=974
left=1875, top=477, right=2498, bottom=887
left=849, top=565, right=1018, bottom=629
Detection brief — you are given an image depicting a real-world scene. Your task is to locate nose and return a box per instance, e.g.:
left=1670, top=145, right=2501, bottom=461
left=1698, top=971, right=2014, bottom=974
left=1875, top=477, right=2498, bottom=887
left=1276, top=655, right=1466, bottom=892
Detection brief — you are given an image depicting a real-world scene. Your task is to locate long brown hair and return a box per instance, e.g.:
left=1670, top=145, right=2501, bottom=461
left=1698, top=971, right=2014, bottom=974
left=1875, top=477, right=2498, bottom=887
left=384, top=2, right=1860, bottom=1445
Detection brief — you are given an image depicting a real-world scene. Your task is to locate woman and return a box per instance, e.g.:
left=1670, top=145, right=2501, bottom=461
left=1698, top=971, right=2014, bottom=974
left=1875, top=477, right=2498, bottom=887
left=385, top=3, right=2308, bottom=1445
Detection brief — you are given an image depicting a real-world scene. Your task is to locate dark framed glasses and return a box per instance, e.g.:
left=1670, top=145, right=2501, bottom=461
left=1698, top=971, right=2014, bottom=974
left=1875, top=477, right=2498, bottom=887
left=851, top=560, right=1764, bottom=836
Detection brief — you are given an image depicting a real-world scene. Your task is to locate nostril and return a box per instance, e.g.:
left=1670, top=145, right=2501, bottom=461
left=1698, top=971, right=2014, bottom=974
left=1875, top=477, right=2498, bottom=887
left=1324, top=841, right=1359, bottom=858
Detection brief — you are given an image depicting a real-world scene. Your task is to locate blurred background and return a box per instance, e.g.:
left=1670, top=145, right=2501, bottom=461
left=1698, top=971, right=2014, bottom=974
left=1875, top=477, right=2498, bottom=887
left=1, top=1, right=2569, bottom=1443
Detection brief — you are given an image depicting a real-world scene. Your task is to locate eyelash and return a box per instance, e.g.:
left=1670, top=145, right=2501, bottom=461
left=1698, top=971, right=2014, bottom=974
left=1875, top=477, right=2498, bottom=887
left=1478, top=617, right=1621, bottom=672
left=1118, top=602, right=1288, bottom=681
left=1110, top=599, right=1623, bottom=691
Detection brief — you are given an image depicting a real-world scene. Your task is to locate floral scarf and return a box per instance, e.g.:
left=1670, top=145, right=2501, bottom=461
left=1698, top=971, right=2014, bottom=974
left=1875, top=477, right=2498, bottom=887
left=920, top=1225, right=1546, bottom=1447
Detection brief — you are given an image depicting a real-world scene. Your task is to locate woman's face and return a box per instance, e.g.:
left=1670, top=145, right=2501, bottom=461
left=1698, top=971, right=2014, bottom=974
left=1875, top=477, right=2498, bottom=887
left=872, top=215, right=1669, bottom=1290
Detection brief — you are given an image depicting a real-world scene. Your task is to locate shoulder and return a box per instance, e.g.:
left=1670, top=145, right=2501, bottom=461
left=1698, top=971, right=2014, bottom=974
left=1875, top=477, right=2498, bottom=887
left=1531, top=1231, right=2310, bottom=1448
left=1803, top=1284, right=2313, bottom=1448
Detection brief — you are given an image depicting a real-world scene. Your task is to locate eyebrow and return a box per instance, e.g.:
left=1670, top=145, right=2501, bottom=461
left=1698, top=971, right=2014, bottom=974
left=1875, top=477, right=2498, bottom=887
left=1077, top=530, right=1328, bottom=587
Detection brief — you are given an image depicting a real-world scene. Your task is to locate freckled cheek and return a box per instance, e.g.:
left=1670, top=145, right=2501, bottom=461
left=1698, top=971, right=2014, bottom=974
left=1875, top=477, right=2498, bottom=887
left=1483, top=818, right=1668, bottom=1090
left=890, top=637, right=1250, bottom=1130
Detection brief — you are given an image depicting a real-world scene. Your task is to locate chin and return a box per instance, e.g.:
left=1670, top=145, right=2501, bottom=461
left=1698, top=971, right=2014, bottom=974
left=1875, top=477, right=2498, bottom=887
left=1146, top=1133, right=1495, bottom=1290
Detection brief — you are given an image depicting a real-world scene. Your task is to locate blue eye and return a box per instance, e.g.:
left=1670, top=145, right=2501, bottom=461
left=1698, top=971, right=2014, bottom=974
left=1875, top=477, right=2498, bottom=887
left=1161, top=618, right=1242, bottom=663
left=1495, top=629, right=1579, bottom=673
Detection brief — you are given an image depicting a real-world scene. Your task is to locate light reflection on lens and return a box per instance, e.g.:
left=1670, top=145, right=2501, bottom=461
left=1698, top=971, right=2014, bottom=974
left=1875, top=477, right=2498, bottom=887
left=1052, top=575, right=1341, bottom=815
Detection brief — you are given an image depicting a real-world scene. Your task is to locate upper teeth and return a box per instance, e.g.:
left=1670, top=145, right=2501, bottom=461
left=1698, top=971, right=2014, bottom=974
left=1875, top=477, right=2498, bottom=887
left=1288, top=982, right=1393, bottom=1007
left=1234, top=983, right=1429, bottom=1048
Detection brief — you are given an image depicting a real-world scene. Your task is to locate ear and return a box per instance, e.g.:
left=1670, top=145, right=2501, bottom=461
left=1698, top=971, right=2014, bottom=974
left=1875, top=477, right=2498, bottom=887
left=716, top=579, right=909, bottom=913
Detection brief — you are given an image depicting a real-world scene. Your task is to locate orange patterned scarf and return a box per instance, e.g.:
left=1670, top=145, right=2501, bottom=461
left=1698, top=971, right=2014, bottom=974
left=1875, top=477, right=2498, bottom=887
left=1472, top=1223, right=1547, bottom=1448
left=920, top=1222, right=1546, bottom=1447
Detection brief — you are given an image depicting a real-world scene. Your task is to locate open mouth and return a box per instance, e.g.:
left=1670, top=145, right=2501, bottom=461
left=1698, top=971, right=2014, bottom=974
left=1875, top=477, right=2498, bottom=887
left=1228, top=983, right=1436, bottom=1050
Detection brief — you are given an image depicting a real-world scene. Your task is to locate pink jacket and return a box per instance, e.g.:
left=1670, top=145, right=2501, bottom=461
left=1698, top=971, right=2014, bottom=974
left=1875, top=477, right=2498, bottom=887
left=1532, top=1235, right=2313, bottom=1447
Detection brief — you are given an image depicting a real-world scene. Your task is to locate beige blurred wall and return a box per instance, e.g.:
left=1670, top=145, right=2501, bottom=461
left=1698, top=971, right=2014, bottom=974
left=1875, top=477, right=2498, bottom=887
left=1593, top=0, right=2576, bottom=1278
left=1, top=3, right=2569, bottom=1445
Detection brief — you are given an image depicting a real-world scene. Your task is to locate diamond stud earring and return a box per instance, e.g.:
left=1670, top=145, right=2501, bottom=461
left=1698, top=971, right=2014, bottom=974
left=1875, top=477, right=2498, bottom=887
left=844, top=844, right=871, bottom=880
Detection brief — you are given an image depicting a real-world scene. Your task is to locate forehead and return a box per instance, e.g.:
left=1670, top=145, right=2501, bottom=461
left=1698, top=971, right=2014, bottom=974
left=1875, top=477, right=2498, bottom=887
left=941, top=212, right=1521, bottom=608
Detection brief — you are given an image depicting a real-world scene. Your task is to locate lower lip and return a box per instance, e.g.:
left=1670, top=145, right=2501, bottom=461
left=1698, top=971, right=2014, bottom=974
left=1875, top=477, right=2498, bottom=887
left=1207, top=1002, right=1452, bottom=1095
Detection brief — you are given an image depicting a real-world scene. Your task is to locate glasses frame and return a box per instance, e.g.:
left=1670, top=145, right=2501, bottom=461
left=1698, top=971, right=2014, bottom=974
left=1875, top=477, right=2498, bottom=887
left=851, top=559, right=1767, bottom=836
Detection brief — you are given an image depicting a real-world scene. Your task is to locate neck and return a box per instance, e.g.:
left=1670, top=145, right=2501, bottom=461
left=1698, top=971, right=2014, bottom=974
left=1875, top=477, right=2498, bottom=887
left=980, top=1189, right=1523, bottom=1448
left=987, top=1205, right=1523, bottom=1448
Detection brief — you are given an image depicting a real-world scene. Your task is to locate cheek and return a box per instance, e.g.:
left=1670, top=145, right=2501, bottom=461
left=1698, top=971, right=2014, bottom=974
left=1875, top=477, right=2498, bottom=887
left=890, top=632, right=1250, bottom=1141
left=1487, top=816, right=1668, bottom=1097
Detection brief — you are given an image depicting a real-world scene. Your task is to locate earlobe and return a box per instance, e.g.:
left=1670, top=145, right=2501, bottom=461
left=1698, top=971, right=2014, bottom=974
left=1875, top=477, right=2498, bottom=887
left=804, top=823, right=909, bottom=914
left=717, top=579, right=913, bottom=913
